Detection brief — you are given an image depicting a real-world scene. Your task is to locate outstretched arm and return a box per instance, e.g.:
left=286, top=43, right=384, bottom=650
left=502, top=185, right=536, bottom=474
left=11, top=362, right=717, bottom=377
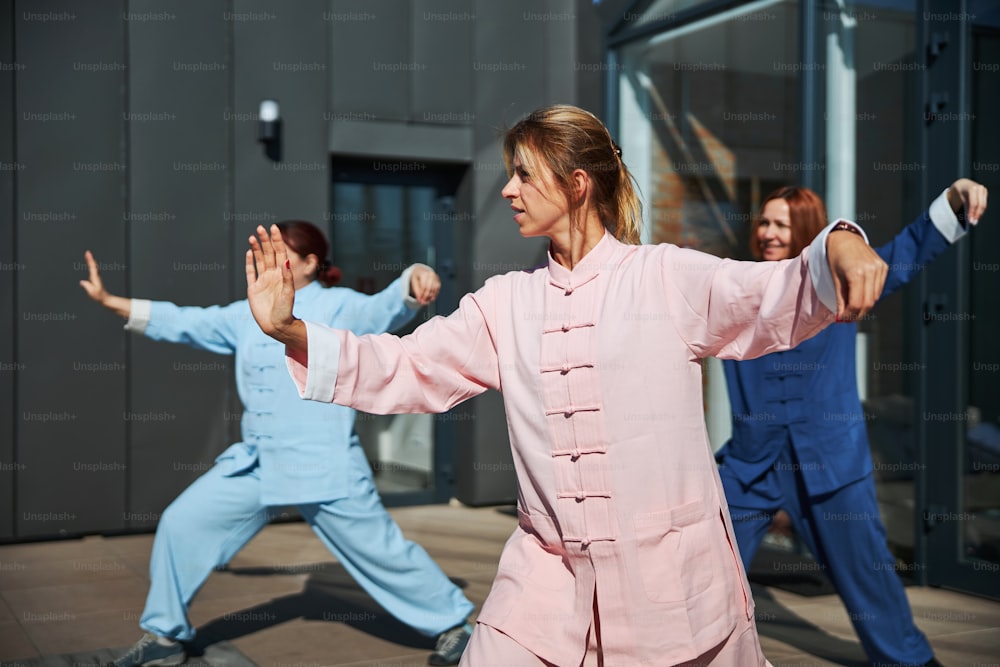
left=820, top=177, right=989, bottom=320
left=333, top=263, right=442, bottom=335
left=875, top=178, right=989, bottom=300
left=246, top=225, right=442, bottom=353
left=79, top=250, right=132, bottom=319
left=247, top=224, right=497, bottom=413
left=81, top=249, right=242, bottom=353
left=777, top=178, right=985, bottom=322
left=670, top=219, right=885, bottom=360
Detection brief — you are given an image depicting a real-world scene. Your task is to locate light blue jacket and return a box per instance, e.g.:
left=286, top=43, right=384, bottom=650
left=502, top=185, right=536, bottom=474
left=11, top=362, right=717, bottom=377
left=718, top=190, right=966, bottom=497
left=128, top=274, right=419, bottom=505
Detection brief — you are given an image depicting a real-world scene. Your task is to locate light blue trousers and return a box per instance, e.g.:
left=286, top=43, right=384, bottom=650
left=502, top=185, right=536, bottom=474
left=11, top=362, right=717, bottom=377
left=139, top=447, right=474, bottom=641
left=720, top=443, right=934, bottom=667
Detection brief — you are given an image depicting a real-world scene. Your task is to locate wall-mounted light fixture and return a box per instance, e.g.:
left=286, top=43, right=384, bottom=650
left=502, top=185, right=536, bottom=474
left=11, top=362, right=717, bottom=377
left=258, top=99, right=281, bottom=161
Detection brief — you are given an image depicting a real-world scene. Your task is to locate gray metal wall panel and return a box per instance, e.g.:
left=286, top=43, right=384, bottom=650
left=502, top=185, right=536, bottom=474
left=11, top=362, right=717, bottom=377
left=471, top=0, right=551, bottom=288
left=451, top=0, right=563, bottom=504
left=919, top=0, right=975, bottom=589
left=575, top=0, right=604, bottom=115
left=232, top=0, right=328, bottom=292
left=329, top=0, right=410, bottom=122
left=15, top=0, right=128, bottom=538
left=328, top=119, right=471, bottom=161
left=126, top=0, right=235, bottom=525
left=0, top=0, right=16, bottom=539
left=452, top=1, right=603, bottom=505
left=4, top=0, right=606, bottom=535
left=412, top=0, right=473, bottom=123
left=543, top=0, right=579, bottom=103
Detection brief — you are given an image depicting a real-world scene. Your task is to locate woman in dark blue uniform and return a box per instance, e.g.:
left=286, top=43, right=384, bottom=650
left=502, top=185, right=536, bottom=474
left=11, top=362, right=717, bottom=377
left=717, top=179, right=988, bottom=667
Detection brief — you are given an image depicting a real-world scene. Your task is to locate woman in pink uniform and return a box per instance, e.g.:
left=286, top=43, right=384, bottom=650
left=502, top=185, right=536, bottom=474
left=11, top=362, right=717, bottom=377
left=243, top=105, right=888, bottom=666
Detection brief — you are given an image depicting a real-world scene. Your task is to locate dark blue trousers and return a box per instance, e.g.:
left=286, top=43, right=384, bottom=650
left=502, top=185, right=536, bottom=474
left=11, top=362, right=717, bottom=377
left=719, top=443, right=934, bottom=667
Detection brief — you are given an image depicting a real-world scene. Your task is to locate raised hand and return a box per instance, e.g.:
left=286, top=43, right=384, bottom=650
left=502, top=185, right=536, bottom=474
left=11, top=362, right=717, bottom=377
left=826, top=230, right=888, bottom=322
left=246, top=225, right=307, bottom=351
left=410, top=265, right=442, bottom=305
left=79, top=250, right=109, bottom=304
left=79, top=250, right=132, bottom=318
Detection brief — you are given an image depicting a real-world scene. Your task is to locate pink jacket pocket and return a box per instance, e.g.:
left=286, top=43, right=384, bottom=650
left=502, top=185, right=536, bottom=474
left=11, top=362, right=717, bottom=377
left=632, top=501, right=720, bottom=603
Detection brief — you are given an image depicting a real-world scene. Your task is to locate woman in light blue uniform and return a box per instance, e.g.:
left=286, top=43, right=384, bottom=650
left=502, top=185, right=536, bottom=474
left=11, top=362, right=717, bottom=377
left=717, top=180, right=988, bottom=667
left=82, top=221, right=474, bottom=667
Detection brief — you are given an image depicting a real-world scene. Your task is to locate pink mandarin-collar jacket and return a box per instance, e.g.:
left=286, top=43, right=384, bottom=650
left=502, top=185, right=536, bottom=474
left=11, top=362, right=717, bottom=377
left=287, top=227, right=847, bottom=665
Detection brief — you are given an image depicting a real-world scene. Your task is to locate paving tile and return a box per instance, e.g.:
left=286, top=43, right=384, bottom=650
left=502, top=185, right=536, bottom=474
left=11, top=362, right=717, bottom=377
left=908, top=587, right=1000, bottom=634
left=232, top=524, right=337, bottom=569
left=323, top=654, right=440, bottom=667
left=0, top=504, right=997, bottom=666
left=0, top=595, right=19, bottom=624
left=753, top=593, right=869, bottom=667
left=3, top=579, right=147, bottom=620
left=0, top=620, right=41, bottom=662
left=0, top=555, right=138, bottom=592
left=100, top=534, right=155, bottom=575
left=13, top=641, right=255, bottom=667
left=195, top=568, right=311, bottom=603
left=0, top=537, right=110, bottom=565
left=15, top=609, right=148, bottom=659
left=230, top=618, right=431, bottom=667
left=929, top=627, right=1000, bottom=664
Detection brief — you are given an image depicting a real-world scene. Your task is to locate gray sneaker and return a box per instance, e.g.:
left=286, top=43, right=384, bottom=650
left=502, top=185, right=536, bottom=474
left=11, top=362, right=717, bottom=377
left=428, top=622, right=473, bottom=666
left=110, top=633, right=186, bottom=667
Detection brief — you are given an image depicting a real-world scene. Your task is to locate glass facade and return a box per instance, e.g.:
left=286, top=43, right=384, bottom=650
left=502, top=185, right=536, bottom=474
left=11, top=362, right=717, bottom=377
left=329, top=164, right=464, bottom=501
left=619, top=1, right=802, bottom=257
left=964, top=26, right=1000, bottom=573
left=613, top=0, right=1000, bottom=591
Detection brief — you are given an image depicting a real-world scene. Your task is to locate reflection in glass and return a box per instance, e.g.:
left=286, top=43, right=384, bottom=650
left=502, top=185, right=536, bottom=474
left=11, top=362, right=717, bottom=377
left=329, top=181, right=440, bottom=495
left=963, top=28, right=1000, bottom=568
left=618, top=0, right=934, bottom=574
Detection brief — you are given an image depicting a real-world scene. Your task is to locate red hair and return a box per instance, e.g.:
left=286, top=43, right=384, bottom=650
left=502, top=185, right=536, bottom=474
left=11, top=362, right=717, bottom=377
left=276, top=220, right=342, bottom=287
left=750, top=186, right=828, bottom=259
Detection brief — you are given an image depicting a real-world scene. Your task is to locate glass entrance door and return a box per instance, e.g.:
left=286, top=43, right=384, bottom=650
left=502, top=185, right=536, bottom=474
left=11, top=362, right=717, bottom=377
left=329, top=159, right=465, bottom=506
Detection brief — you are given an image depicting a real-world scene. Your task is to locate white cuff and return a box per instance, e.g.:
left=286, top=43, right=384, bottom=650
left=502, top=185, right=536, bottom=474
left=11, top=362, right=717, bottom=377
left=124, top=299, right=151, bottom=333
left=807, top=219, right=869, bottom=313
left=285, top=320, right=342, bottom=402
left=929, top=188, right=967, bottom=243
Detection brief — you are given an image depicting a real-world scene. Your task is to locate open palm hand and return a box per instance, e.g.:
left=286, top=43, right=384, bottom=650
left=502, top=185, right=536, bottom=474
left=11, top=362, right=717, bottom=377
left=246, top=225, right=297, bottom=340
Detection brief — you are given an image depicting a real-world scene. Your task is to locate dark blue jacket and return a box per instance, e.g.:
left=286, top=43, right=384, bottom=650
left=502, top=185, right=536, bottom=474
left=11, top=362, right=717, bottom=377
left=718, top=197, right=961, bottom=497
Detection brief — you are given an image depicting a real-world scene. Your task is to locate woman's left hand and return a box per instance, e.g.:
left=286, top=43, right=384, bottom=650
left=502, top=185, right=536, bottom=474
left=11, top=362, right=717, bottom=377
left=826, top=230, right=888, bottom=322
left=946, top=178, right=988, bottom=225
left=410, top=265, right=442, bottom=306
